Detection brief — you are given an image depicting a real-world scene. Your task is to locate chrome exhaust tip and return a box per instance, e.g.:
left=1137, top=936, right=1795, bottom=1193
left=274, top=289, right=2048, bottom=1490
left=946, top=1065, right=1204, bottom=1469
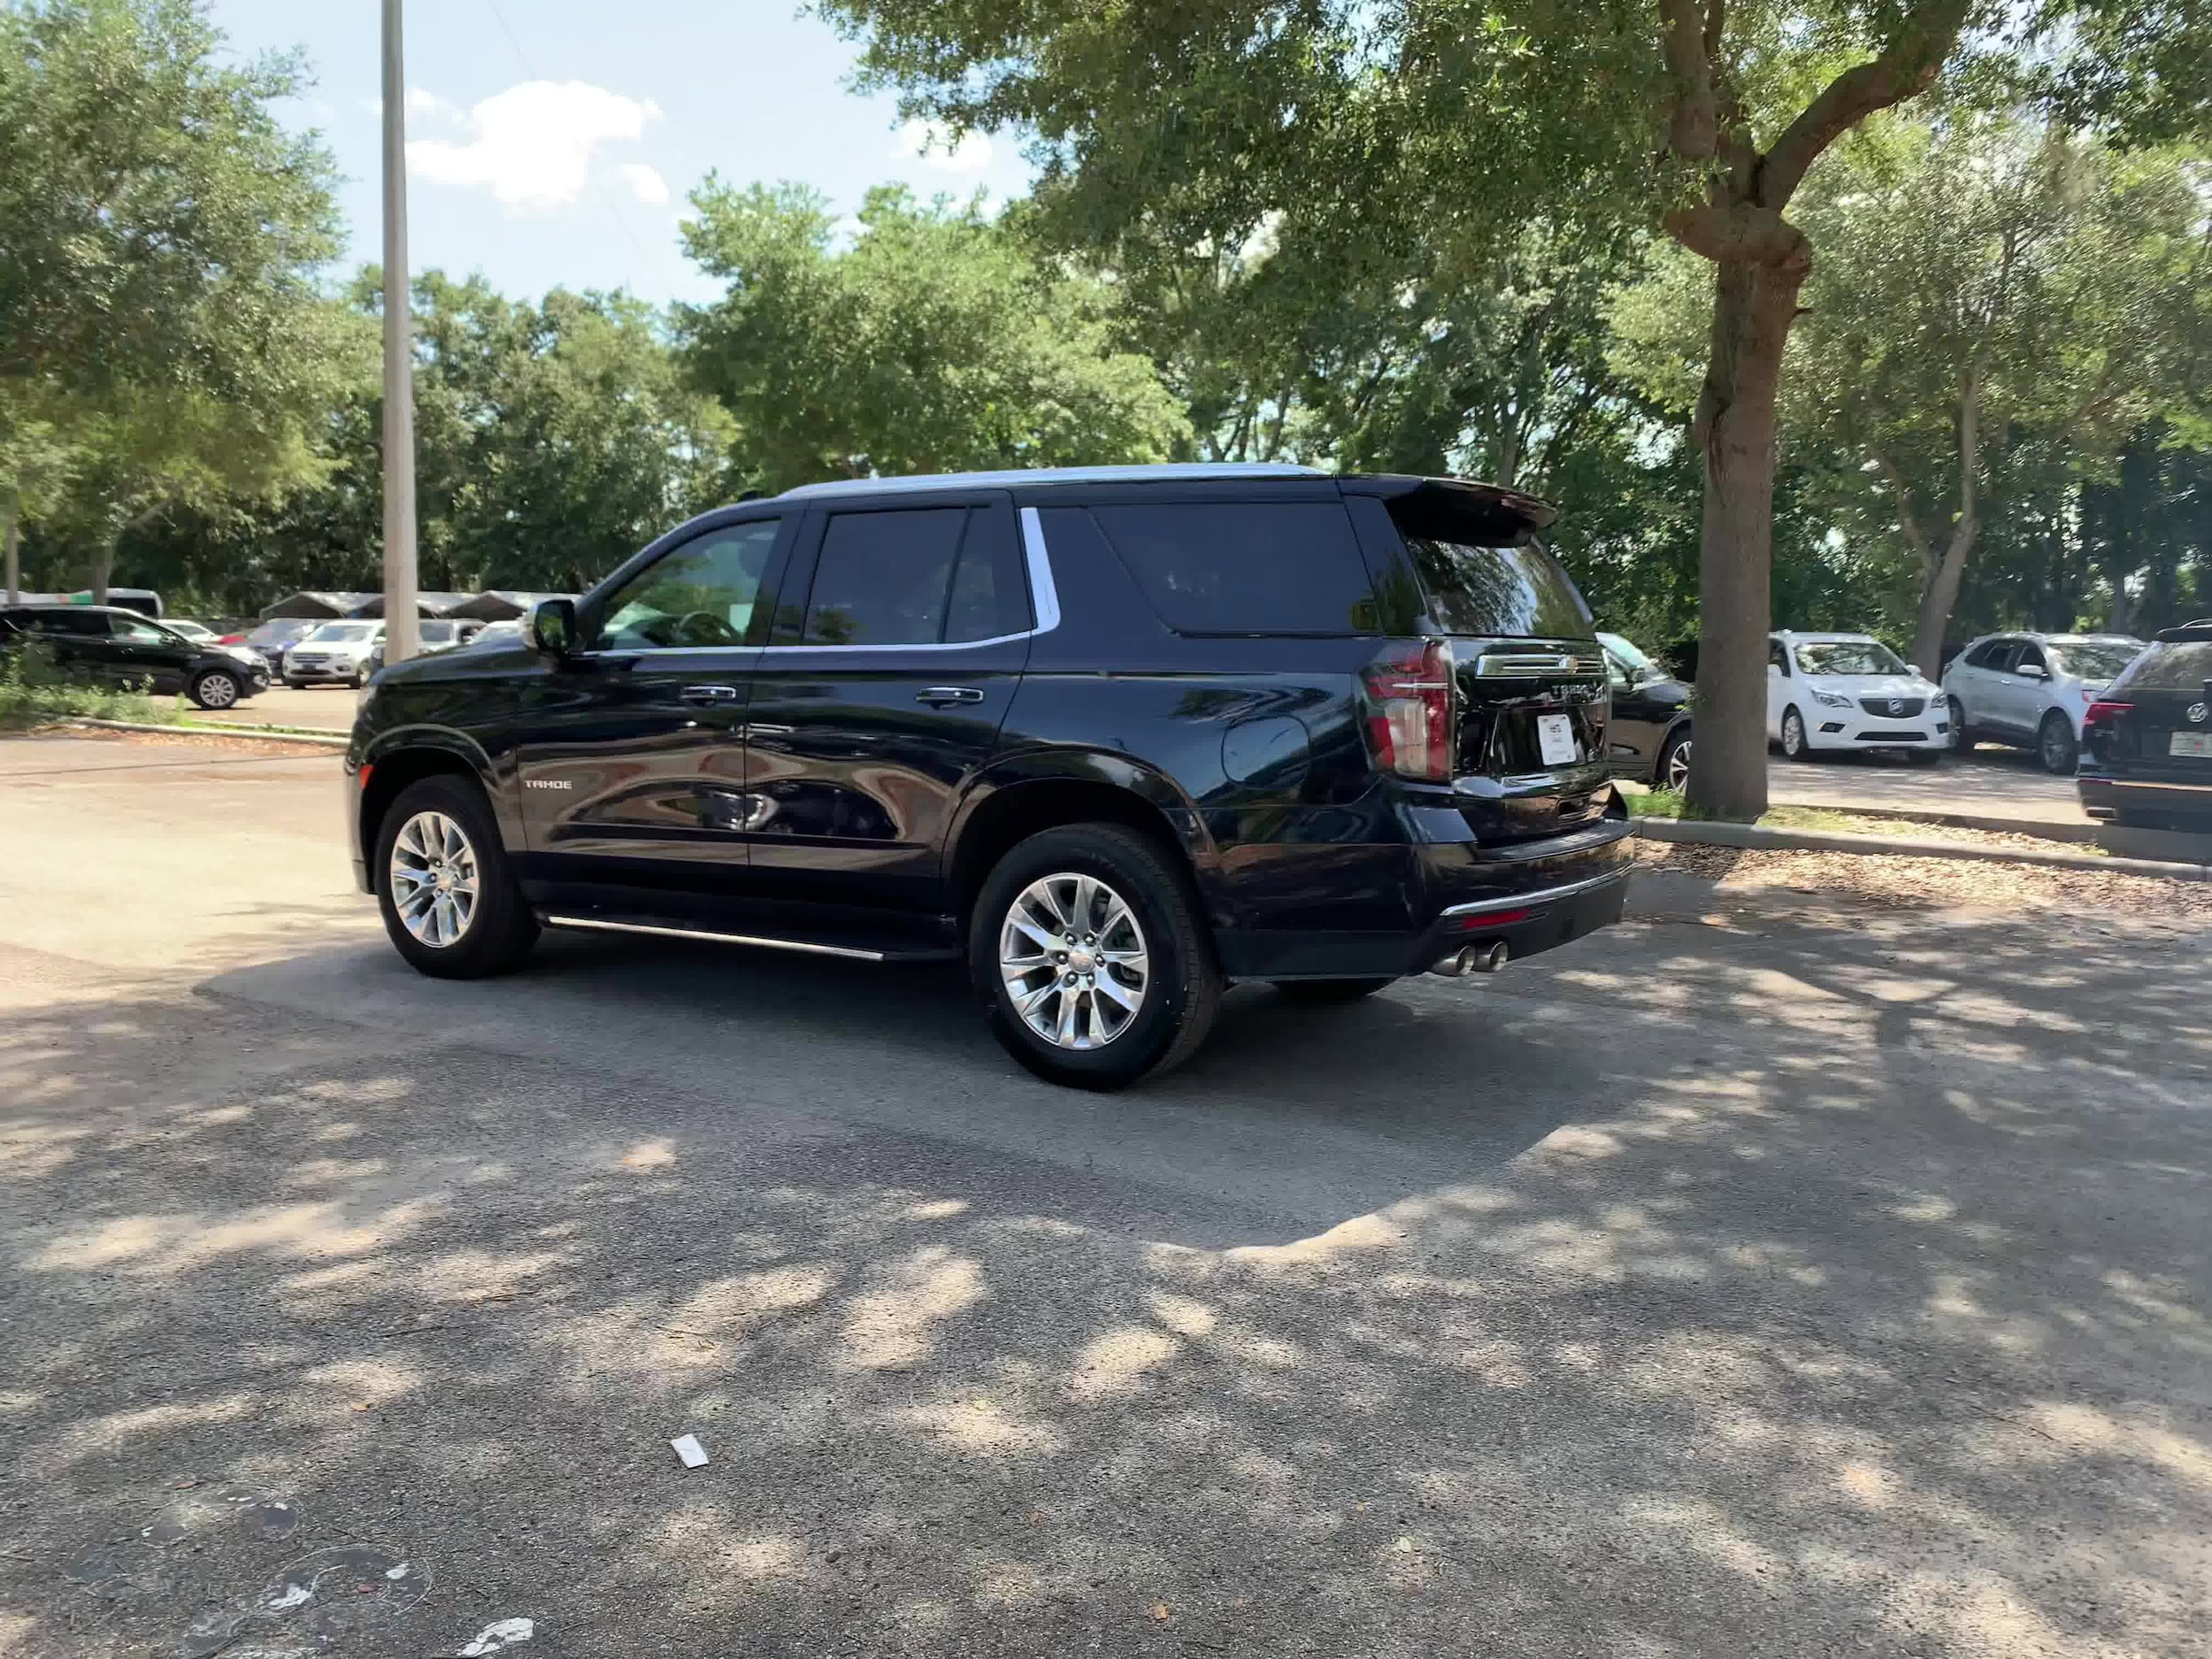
left=1468, top=941, right=1509, bottom=973
left=1429, top=946, right=1475, bottom=978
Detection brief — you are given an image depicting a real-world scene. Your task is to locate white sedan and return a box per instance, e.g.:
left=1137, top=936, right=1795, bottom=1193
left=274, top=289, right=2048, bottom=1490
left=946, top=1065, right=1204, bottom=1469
left=1768, top=631, right=1951, bottom=763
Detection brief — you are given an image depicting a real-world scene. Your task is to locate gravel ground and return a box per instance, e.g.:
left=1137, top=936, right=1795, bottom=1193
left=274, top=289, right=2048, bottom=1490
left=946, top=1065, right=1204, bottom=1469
left=1633, top=837, right=2212, bottom=920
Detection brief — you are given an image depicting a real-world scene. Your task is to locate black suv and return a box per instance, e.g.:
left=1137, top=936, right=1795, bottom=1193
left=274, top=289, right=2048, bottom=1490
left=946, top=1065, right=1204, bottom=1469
left=2078, top=619, right=2212, bottom=831
left=345, top=465, right=1632, bottom=1087
left=0, top=603, right=270, bottom=709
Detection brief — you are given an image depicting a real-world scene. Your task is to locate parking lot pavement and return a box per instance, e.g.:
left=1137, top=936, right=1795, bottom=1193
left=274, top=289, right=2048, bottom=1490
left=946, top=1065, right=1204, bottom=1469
left=1767, top=749, right=2090, bottom=826
left=3, top=733, right=2207, bottom=1659
left=196, top=681, right=362, bottom=731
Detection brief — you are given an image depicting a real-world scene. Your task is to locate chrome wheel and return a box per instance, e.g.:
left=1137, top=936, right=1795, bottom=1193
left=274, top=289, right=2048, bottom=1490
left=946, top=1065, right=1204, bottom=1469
left=388, top=810, right=480, bottom=949
left=1663, top=737, right=1693, bottom=792
left=1782, top=709, right=1807, bottom=759
left=999, top=872, right=1149, bottom=1050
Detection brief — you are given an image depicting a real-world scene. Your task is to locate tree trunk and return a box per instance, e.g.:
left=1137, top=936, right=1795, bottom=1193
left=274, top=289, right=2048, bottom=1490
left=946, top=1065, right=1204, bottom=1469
left=1686, top=258, right=1801, bottom=822
left=90, top=544, right=113, bottom=607
left=1909, top=518, right=1977, bottom=675
left=2, top=492, right=19, bottom=605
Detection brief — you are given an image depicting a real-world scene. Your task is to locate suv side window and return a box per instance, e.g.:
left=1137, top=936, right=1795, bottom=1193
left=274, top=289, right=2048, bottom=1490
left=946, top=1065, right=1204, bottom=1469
left=1965, top=639, right=2009, bottom=669
left=1092, top=501, right=1377, bottom=635
left=2014, top=642, right=2047, bottom=675
left=112, top=617, right=171, bottom=645
left=28, top=611, right=110, bottom=637
left=597, top=519, right=782, bottom=650
left=803, top=508, right=969, bottom=646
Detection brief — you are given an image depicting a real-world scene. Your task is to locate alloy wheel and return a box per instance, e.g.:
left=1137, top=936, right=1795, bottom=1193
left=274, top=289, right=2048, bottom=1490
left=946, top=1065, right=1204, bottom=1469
left=999, top=872, right=1150, bottom=1050
left=388, top=810, right=480, bottom=949
left=1663, top=738, right=1693, bottom=792
left=1782, top=710, right=1806, bottom=758
left=197, top=672, right=238, bottom=709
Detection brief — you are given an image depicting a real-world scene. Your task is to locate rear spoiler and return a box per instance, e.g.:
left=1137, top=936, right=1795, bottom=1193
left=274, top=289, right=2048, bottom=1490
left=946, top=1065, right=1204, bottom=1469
left=1342, top=474, right=1559, bottom=537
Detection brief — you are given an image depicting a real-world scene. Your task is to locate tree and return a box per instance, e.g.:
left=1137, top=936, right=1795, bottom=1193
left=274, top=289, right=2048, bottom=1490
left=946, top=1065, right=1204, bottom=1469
left=819, top=0, right=2194, bottom=817
left=676, top=182, right=1188, bottom=489
left=0, top=0, right=346, bottom=598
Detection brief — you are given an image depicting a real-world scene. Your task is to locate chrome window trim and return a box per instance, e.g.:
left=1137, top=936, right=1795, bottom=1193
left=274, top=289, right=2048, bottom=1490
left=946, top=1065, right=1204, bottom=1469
left=578, top=509, right=1064, bottom=657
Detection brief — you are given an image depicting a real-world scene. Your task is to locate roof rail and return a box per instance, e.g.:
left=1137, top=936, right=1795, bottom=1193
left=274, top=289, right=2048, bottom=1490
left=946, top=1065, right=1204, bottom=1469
left=776, top=462, right=1324, bottom=500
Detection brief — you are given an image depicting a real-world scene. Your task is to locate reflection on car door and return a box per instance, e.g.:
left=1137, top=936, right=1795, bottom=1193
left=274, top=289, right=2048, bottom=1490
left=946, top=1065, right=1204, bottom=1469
left=109, top=615, right=195, bottom=692
left=743, top=494, right=1033, bottom=910
left=511, top=515, right=792, bottom=897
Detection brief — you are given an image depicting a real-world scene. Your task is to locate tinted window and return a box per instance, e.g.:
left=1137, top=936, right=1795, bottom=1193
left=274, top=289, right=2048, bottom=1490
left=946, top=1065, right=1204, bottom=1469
left=804, top=509, right=968, bottom=646
left=1399, top=535, right=1591, bottom=639
left=27, top=611, right=109, bottom=637
left=944, top=511, right=1030, bottom=642
left=1965, top=639, right=2012, bottom=668
left=419, top=621, right=459, bottom=645
left=1093, top=502, right=1378, bottom=635
left=600, top=519, right=782, bottom=649
left=112, top=617, right=171, bottom=644
left=2118, top=641, right=2212, bottom=690
left=2014, top=643, right=2047, bottom=673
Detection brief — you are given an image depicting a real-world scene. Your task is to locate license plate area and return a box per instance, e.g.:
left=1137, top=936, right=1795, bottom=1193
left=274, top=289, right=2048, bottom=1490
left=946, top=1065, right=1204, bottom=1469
left=2170, top=732, right=2212, bottom=758
left=1536, top=712, right=1578, bottom=766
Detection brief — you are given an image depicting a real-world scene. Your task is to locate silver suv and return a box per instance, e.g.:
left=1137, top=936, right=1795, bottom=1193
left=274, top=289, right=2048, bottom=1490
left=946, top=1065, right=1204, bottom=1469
left=1940, top=633, right=2147, bottom=773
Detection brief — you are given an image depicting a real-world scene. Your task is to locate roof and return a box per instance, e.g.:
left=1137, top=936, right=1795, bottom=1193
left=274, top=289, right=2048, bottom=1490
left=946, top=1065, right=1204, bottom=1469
left=1963, top=631, right=2145, bottom=646
left=1772, top=630, right=1887, bottom=643
left=777, top=462, right=1322, bottom=500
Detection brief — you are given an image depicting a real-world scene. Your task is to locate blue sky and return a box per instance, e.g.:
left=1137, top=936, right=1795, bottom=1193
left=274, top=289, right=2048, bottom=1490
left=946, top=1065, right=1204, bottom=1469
left=206, top=0, right=1037, bottom=306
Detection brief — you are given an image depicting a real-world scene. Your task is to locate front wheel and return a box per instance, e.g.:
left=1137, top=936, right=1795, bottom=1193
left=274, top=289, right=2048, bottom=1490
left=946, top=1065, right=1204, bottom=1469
left=1947, top=696, right=1976, bottom=754
left=2039, top=710, right=2080, bottom=775
left=1780, top=707, right=1813, bottom=761
left=1655, top=729, right=1693, bottom=793
left=970, top=824, right=1221, bottom=1091
left=374, top=776, right=538, bottom=979
left=188, top=669, right=241, bottom=710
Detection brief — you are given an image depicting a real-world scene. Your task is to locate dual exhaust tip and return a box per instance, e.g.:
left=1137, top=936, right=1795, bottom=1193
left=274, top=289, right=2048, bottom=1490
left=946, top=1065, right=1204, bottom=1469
left=1431, top=940, right=1509, bottom=978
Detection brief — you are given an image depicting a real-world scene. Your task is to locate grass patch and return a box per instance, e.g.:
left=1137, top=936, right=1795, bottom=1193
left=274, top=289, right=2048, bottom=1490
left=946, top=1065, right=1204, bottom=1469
left=0, top=642, right=184, bottom=730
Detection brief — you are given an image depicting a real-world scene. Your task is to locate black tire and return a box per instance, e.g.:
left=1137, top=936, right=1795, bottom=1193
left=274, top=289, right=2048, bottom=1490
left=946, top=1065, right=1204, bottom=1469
left=1780, top=706, right=1813, bottom=761
left=1947, top=695, right=1976, bottom=754
left=2038, top=710, right=2079, bottom=775
left=969, top=823, right=1222, bottom=1091
left=1654, top=727, right=1693, bottom=793
left=373, top=775, right=538, bottom=979
left=1272, top=978, right=1395, bottom=1004
left=188, top=668, right=242, bottom=710
left=283, top=677, right=306, bottom=690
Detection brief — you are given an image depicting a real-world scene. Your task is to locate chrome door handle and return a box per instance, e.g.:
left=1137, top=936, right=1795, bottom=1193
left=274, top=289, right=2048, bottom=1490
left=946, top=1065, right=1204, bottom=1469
left=680, top=684, right=740, bottom=704
left=917, top=687, right=985, bottom=707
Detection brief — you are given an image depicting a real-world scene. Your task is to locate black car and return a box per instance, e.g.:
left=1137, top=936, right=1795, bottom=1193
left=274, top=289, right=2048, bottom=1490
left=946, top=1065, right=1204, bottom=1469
left=1598, top=631, right=1693, bottom=790
left=345, top=465, right=1634, bottom=1087
left=0, top=603, right=270, bottom=710
left=2078, top=620, right=2212, bottom=830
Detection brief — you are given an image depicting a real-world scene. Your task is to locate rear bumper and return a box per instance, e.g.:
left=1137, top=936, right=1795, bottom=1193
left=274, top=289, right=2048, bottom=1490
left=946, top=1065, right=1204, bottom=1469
left=2078, top=773, right=2212, bottom=826
left=1214, top=818, right=1635, bottom=980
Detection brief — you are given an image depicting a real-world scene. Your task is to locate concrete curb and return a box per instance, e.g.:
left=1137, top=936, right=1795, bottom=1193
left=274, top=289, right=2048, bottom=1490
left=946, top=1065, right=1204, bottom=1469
left=1769, top=800, right=2101, bottom=844
left=1635, top=816, right=2211, bottom=882
left=61, top=716, right=349, bottom=749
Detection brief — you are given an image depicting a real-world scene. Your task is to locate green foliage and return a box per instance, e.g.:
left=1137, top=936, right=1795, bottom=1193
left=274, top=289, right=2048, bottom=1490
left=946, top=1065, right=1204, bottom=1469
left=676, top=182, right=1189, bottom=488
left=0, top=638, right=179, bottom=726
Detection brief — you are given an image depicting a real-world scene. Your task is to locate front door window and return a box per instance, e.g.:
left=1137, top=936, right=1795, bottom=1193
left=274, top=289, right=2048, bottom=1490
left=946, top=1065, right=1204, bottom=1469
left=596, top=519, right=783, bottom=651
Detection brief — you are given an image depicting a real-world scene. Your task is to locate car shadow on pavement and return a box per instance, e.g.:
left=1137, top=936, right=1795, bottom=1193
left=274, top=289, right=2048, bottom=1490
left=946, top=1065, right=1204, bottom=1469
left=1, top=897, right=2208, bottom=1659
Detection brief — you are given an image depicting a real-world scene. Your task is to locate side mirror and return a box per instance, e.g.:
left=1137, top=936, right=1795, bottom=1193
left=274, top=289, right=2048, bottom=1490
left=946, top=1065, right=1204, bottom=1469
left=2017, top=663, right=2048, bottom=680
left=530, top=598, right=580, bottom=658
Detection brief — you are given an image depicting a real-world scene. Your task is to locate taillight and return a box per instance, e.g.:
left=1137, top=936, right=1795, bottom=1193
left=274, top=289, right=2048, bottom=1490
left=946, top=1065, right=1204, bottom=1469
left=2083, top=700, right=2131, bottom=732
left=1364, top=639, right=1455, bottom=782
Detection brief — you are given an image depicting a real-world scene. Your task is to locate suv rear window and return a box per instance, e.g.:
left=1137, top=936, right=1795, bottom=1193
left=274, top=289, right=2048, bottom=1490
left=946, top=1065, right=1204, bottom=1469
left=1091, top=502, right=1378, bottom=635
left=2118, top=641, right=2212, bottom=690
left=1382, top=501, right=1591, bottom=639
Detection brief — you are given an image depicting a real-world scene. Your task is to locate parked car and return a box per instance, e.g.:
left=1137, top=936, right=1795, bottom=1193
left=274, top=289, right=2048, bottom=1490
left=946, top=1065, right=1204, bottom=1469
left=345, top=465, right=1634, bottom=1087
left=284, top=620, right=386, bottom=687
left=464, top=618, right=525, bottom=649
left=1941, top=632, right=2145, bottom=774
left=0, top=603, right=271, bottom=709
left=233, top=617, right=318, bottom=672
left=1598, top=631, right=1693, bottom=790
left=365, top=619, right=483, bottom=675
left=1768, top=631, right=1950, bottom=762
left=2077, top=620, right=2212, bottom=830
left=164, top=618, right=219, bottom=643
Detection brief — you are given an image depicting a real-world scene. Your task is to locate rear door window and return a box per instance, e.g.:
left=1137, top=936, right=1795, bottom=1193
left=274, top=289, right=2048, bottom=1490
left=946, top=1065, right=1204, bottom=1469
left=1090, top=502, right=1378, bottom=635
left=803, top=508, right=969, bottom=646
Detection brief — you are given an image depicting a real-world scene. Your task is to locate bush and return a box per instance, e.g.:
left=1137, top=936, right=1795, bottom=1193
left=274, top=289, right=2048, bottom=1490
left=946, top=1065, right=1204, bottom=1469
left=0, top=639, right=182, bottom=728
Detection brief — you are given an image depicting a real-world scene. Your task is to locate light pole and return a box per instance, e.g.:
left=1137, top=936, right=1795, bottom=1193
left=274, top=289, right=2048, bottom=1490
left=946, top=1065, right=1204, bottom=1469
left=380, top=0, right=419, bottom=664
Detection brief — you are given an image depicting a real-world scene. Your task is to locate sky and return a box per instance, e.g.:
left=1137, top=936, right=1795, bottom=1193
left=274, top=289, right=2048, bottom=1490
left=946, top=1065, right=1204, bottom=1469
left=205, top=0, right=1037, bottom=306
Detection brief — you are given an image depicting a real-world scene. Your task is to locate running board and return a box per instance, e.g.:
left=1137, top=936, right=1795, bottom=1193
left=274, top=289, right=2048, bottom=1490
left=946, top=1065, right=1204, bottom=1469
left=541, top=912, right=901, bottom=962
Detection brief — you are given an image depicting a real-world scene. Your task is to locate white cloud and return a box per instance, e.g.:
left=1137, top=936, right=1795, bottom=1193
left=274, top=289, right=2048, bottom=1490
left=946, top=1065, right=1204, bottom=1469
left=619, top=163, right=670, bottom=206
left=897, top=118, right=993, bottom=174
left=408, top=81, right=663, bottom=213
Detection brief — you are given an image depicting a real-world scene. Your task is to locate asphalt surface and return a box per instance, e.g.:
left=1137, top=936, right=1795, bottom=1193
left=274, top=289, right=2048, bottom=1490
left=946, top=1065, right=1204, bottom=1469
left=196, top=682, right=361, bottom=732
left=2, top=733, right=2205, bottom=1659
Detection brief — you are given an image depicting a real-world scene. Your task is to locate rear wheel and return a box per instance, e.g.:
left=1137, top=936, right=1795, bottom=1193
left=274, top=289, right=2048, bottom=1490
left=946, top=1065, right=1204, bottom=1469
left=188, top=669, right=241, bottom=710
left=2039, top=710, right=2079, bottom=775
left=373, top=775, right=537, bottom=979
left=970, top=824, right=1221, bottom=1091
left=1780, top=707, right=1812, bottom=761
left=1272, top=978, right=1395, bottom=1004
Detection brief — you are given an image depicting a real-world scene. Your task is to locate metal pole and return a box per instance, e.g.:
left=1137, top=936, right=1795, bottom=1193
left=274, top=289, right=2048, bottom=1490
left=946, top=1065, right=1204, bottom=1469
left=380, top=0, right=419, bottom=665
